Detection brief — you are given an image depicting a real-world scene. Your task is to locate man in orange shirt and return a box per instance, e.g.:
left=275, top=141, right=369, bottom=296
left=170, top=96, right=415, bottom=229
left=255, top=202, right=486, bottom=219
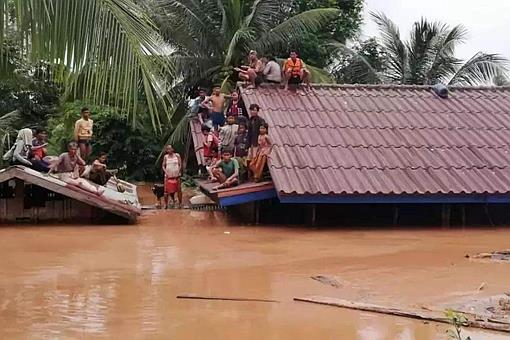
left=283, top=50, right=311, bottom=90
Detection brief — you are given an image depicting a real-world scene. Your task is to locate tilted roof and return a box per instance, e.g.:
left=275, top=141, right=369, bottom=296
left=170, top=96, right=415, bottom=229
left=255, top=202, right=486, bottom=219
left=240, top=84, right=510, bottom=196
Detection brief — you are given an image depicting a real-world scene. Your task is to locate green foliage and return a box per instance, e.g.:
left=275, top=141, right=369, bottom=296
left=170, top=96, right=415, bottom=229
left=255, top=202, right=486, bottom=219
left=333, top=38, right=387, bottom=84
left=48, top=101, right=163, bottom=181
left=1, top=0, right=174, bottom=130
left=284, top=0, right=364, bottom=68
left=153, top=0, right=340, bottom=91
left=364, top=12, right=509, bottom=85
left=445, top=310, right=472, bottom=340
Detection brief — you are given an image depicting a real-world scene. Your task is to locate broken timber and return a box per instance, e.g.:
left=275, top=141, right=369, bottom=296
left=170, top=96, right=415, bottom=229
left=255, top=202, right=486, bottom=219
left=177, top=294, right=278, bottom=303
left=294, top=296, right=510, bottom=334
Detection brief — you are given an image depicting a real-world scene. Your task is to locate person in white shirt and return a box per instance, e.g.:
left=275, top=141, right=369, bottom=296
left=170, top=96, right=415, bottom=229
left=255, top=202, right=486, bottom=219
left=262, top=56, right=282, bottom=84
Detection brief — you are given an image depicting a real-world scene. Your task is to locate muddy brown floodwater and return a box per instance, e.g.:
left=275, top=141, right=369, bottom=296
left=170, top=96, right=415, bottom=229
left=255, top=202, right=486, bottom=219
left=1, top=208, right=510, bottom=339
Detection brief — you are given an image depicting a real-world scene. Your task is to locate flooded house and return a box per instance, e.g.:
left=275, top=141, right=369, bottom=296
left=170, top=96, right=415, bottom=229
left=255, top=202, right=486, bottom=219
left=191, top=84, right=510, bottom=226
left=0, top=166, right=141, bottom=224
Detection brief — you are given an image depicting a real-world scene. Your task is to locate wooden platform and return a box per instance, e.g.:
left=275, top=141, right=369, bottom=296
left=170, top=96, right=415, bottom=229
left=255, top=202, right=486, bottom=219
left=196, top=179, right=276, bottom=207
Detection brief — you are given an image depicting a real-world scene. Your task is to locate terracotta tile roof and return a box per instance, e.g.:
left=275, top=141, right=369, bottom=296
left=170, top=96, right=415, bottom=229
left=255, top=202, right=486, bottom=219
left=240, top=84, right=510, bottom=196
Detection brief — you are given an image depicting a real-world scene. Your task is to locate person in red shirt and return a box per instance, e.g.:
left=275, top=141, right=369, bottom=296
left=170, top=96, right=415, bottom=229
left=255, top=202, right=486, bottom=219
left=30, top=127, right=50, bottom=172
left=201, top=125, right=219, bottom=166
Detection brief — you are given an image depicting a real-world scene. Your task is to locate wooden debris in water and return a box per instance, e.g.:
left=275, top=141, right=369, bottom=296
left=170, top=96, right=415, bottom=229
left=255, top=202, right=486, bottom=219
left=294, top=296, right=510, bottom=333
left=176, top=294, right=278, bottom=303
left=478, top=282, right=486, bottom=291
left=311, top=275, right=342, bottom=288
left=468, top=250, right=510, bottom=261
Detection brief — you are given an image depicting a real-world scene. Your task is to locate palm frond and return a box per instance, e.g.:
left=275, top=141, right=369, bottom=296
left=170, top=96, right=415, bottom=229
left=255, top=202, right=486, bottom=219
left=1, top=0, right=175, bottom=129
left=371, top=11, right=407, bottom=83
left=254, top=8, right=340, bottom=54
left=329, top=42, right=382, bottom=84
left=448, top=52, right=508, bottom=86
left=425, top=24, right=467, bottom=84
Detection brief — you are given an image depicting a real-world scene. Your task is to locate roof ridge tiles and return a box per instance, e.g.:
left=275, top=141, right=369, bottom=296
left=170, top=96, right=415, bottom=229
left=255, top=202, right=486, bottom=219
left=271, top=144, right=510, bottom=149
left=268, top=164, right=508, bottom=171
left=271, top=124, right=510, bottom=131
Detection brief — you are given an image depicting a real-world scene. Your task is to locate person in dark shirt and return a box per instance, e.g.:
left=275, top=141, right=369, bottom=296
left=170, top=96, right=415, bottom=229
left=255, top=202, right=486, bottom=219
left=247, top=103, right=266, bottom=162
left=225, top=89, right=247, bottom=125
left=30, top=127, right=50, bottom=172
left=234, top=123, right=249, bottom=182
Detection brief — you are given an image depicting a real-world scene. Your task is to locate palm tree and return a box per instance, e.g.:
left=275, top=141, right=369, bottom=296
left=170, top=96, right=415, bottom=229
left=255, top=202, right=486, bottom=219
left=153, top=0, right=340, bottom=91
left=0, top=0, right=174, bottom=129
left=339, top=12, right=508, bottom=86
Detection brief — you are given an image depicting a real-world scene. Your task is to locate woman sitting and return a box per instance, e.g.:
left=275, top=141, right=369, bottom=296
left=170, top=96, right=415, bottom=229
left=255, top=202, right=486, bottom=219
left=3, top=128, right=33, bottom=167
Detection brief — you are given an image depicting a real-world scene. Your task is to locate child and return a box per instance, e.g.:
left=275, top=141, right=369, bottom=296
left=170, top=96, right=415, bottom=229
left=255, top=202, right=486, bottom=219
left=74, top=107, right=93, bottom=159
left=219, top=115, right=238, bottom=154
left=201, top=125, right=219, bottom=166
left=89, top=152, right=112, bottom=186
left=249, top=123, right=272, bottom=182
left=211, top=148, right=239, bottom=190
left=162, top=144, right=183, bottom=209
left=30, top=127, right=50, bottom=172
left=234, top=123, right=249, bottom=182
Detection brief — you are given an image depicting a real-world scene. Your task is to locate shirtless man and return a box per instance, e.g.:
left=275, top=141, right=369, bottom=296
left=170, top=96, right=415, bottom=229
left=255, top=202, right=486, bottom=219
left=235, top=50, right=263, bottom=89
left=202, top=86, right=226, bottom=130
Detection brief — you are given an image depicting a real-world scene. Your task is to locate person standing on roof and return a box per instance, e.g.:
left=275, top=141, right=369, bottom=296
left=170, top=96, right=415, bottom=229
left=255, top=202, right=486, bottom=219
left=202, top=86, right=226, bottom=130
left=283, top=50, right=311, bottom=90
left=74, top=107, right=93, bottom=160
left=262, top=56, right=282, bottom=84
left=235, top=50, right=263, bottom=89
left=249, top=122, right=272, bottom=182
left=246, top=104, right=266, bottom=179
left=225, top=89, right=247, bottom=125
left=219, top=115, right=239, bottom=154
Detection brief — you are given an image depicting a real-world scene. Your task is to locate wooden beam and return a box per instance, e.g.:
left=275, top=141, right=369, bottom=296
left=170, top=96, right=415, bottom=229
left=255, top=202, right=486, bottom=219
left=177, top=294, right=278, bottom=303
left=294, top=296, right=510, bottom=334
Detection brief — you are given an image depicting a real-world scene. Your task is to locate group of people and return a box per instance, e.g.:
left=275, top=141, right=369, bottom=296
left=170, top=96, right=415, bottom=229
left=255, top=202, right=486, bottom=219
left=2, top=107, right=114, bottom=196
left=196, top=97, right=272, bottom=191
left=234, top=50, right=311, bottom=90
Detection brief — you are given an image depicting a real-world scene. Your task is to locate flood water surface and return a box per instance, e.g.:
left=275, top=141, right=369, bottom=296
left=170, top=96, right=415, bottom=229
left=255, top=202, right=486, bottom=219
left=1, top=210, right=509, bottom=339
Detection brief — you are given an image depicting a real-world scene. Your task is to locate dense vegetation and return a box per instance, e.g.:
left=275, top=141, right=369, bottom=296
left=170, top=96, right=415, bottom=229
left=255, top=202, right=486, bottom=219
left=0, top=0, right=508, bottom=180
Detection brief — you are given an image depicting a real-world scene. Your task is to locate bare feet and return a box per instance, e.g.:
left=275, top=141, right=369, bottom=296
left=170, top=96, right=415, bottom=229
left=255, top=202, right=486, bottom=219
left=97, top=187, right=105, bottom=196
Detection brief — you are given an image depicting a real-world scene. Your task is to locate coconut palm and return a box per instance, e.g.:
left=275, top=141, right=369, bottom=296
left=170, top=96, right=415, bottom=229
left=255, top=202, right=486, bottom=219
left=338, top=12, right=508, bottom=86
left=152, top=0, right=340, bottom=90
left=0, top=0, right=174, bottom=129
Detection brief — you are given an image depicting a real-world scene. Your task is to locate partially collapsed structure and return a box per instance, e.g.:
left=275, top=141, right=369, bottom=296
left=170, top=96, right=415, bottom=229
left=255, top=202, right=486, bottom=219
left=191, top=84, right=510, bottom=223
left=0, top=166, right=140, bottom=223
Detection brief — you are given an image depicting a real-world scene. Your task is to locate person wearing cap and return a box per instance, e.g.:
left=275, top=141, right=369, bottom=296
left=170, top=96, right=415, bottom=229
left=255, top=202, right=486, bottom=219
left=234, top=50, right=263, bottom=89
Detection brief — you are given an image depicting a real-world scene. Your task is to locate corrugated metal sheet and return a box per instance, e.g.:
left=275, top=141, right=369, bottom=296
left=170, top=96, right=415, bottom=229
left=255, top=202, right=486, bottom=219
left=190, top=119, right=206, bottom=166
left=240, top=84, right=510, bottom=196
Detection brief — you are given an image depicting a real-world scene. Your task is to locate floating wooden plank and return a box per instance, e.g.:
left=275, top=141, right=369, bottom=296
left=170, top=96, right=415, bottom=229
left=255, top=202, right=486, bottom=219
left=177, top=294, right=278, bottom=303
left=294, top=296, right=510, bottom=333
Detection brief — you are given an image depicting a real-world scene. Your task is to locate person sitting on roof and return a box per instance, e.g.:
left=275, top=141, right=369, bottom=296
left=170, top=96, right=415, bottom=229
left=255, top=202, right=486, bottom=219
left=211, top=148, right=239, bottom=190
left=48, top=141, right=104, bottom=196
left=261, top=56, right=282, bottom=84
left=30, top=127, right=50, bottom=172
left=3, top=128, right=34, bottom=167
left=234, top=50, right=263, bottom=89
left=249, top=122, right=272, bottom=183
left=88, top=152, right=113, bottom=186
left=283, top=50, right=311, bottom=90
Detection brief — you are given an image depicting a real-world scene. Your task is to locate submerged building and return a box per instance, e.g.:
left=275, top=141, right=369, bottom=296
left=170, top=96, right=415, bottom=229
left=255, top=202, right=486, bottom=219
left=191, top=84, right=510, bottom=225
left=0, top=166, right=141, bottom=224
